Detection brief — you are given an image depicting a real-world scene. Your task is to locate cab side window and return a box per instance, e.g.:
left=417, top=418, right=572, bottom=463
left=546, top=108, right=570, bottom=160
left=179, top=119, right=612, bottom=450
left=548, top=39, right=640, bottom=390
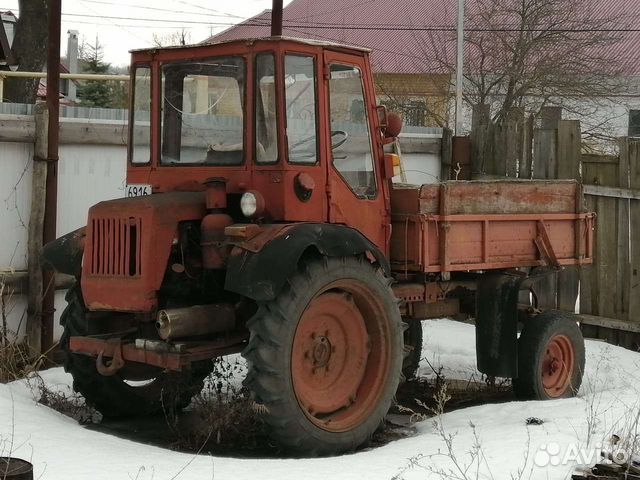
left=285, top=55, right=318, bottom=164
left=328, top=64, right=377, bottom=199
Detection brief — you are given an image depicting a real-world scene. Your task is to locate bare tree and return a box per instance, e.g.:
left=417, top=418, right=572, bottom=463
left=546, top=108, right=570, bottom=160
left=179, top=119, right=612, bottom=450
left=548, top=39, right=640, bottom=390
left=4, top=0, right=49, bottom=103
left=152, top=28, right=192, bottom=48
left=421, top=0, right=628, bottom=127
left=375, top=76, right=452, bottom=129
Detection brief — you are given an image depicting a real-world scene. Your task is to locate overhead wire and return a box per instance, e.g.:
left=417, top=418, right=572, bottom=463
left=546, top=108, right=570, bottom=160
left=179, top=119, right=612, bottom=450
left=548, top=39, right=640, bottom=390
left=2, top=4, right=640, bottom=33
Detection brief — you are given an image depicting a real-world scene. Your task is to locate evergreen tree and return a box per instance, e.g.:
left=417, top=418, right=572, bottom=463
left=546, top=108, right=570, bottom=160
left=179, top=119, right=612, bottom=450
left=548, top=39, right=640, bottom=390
left=77, top=36, right=112, bottom=108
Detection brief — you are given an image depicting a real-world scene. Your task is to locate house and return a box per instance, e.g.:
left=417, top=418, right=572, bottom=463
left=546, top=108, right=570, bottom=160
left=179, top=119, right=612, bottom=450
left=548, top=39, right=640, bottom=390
left=0, top=10, right=17, bottom=71
left=208, top=0, right=640, bottom=137
left=207, top=0, right=454, bottom=128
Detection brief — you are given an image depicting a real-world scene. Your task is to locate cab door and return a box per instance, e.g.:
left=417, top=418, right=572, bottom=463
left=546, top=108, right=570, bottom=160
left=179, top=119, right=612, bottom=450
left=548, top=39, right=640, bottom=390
left=322, top=50, right=389, bottom=253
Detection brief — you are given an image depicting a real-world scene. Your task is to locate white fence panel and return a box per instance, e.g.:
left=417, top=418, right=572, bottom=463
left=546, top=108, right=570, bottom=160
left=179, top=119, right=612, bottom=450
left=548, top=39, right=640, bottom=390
left=57, top=144, right=126, bottom=236
left=0, top=141, right=33, bottom=271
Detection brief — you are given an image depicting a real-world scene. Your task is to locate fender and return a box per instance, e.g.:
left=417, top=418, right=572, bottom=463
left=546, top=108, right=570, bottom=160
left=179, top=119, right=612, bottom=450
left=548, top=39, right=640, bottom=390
left=475, top=267, right=557, bottom=378
left=224, top=223, right=390, bottom=302
left=41, top=227, right=86, bottom=277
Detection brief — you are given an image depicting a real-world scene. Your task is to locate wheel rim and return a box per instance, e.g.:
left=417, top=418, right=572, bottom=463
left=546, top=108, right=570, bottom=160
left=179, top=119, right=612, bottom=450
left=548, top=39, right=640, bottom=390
left=291, top=280, right=392, bottom=432
left=541, top=334, right=575, bottom=398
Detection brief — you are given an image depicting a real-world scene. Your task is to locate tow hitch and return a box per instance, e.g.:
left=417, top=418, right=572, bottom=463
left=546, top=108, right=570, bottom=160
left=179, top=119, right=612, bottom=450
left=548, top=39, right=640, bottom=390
left=70, top=334, right=248, bottom=374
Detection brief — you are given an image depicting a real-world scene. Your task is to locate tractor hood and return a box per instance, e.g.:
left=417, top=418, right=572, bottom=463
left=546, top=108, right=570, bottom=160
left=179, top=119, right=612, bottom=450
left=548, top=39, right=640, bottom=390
left=81, top=192, right=206, bottom=312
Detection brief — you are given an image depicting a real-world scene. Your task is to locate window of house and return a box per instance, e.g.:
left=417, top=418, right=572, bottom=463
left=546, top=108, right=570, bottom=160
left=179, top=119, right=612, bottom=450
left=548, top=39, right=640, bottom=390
left=629, top=110, right=640, bottom=137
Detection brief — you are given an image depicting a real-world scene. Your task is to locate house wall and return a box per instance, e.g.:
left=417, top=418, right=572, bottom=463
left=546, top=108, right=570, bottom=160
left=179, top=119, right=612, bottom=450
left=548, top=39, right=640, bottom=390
left=374, top=73, right=451, bottom=128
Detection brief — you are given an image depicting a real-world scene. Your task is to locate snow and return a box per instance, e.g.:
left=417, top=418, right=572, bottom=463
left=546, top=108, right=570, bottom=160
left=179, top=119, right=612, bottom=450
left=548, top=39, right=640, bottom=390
left=2, top=319, right=640, bottom=480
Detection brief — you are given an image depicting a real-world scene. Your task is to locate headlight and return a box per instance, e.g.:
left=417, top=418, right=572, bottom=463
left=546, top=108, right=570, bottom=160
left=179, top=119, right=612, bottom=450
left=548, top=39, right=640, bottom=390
left=240, top=191, right=265, bottom=218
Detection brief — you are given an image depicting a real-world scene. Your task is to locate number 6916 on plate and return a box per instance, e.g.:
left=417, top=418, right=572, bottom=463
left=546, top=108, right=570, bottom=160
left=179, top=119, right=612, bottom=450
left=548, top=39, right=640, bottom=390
left=126, top=184, right=152, bottom=197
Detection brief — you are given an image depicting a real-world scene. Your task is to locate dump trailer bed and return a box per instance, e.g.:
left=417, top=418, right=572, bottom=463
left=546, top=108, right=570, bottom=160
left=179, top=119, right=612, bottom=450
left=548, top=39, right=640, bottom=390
left=390, top=180, right=594, bottom=274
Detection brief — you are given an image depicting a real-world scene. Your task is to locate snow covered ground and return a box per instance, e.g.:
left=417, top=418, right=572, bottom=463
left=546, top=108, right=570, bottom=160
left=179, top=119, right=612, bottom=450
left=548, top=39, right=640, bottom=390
left=2, top=319, right=640, bottom=480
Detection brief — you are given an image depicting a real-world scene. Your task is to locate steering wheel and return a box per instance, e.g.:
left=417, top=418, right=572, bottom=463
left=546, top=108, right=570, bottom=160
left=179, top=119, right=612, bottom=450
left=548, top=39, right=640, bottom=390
left=330, top=130, right=348, bottom=149
left=288, top=130, right=349, bottom=161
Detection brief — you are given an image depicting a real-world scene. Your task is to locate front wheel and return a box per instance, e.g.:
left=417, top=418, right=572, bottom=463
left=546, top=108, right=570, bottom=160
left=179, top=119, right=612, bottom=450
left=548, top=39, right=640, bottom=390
left=60, top=286, right=213, bottom=418
left=513, top=311, right=585, bottom=400
left=242, top=256, right=403, bottom=456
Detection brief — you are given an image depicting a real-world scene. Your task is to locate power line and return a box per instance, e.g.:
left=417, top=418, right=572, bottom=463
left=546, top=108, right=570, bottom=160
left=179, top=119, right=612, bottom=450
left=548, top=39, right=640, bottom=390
left=79, top=0, right=230, bottom=18
left=78, top=0, right=150, bottom=45
left=173, top=0, right=245, bottom=19
left=2, top=6, right=640, bottom=33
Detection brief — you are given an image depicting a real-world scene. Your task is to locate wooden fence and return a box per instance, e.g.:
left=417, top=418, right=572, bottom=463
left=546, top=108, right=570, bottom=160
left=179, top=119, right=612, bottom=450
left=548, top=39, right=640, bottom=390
left=470, top=105, right=640, bottom=349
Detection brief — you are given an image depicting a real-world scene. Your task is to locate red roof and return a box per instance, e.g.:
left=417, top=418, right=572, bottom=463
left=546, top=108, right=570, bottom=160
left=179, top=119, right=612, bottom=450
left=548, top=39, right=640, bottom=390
left=208, top=0, right=640, bottom=75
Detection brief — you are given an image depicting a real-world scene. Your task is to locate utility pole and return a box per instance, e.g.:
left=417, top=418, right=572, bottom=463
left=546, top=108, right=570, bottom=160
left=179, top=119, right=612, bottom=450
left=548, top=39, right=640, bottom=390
left=271, top=0, right=283, bottom=36
left=42, top=0, right=61, bottom=356
left=455, top=0, right=465, bottom=136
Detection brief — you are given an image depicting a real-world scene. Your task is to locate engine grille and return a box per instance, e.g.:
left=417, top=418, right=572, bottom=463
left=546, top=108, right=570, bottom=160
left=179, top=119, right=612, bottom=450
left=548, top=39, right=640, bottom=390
left=89, top=216, right=142, bottom=276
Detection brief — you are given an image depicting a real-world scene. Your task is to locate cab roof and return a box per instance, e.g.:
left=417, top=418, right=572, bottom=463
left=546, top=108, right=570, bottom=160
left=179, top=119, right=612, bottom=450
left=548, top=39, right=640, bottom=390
left=130, top=36, right=371, bottom=55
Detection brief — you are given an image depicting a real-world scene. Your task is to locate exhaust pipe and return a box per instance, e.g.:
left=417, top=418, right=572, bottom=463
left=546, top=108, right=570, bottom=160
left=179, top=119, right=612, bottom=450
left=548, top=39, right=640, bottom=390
left=156, top=304, right=235, bottom=340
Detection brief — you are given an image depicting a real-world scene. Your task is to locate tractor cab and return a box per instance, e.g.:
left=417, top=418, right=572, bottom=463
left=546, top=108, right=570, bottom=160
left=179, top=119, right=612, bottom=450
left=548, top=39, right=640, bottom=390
left=126, top=37, right=399, bottom=254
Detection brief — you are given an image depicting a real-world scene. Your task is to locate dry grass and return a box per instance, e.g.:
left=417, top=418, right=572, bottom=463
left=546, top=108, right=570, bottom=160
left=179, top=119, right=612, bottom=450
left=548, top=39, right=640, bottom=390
left=165, top=357, right=271, bottom=455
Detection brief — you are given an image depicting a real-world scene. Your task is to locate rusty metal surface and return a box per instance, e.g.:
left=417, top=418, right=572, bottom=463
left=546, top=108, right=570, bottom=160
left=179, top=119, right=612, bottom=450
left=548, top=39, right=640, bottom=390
left=201, top=213, right=234, bottom=269
left=411, top=298, right=460, bottom=319
left=69, top=334, right=247, bottom=371
left=81, top=192, right=206, bottom=312
left=391, top=211, right=594, bottom=274
left=391, top=282, right=443, bottom=303
left=391, top=180, right=581, bottom=215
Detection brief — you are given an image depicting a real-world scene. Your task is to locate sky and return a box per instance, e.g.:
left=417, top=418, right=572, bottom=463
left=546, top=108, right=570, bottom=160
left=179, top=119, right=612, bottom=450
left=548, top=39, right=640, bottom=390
left=0, top=0, right=294, bottom=67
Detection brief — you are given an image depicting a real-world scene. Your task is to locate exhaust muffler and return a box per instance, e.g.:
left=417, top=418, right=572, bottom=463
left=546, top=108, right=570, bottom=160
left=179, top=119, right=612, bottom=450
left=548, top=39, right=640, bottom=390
left=156, top=304, right=235, bottom=340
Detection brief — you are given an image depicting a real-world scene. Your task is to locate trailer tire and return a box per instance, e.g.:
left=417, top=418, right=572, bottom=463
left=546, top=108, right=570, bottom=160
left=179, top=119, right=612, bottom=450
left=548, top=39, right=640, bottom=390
left=60, top=286, right=213, bottom=418
left=513, top=311, right=585, bottom=400
left=242, top=256, right=403, bottom=456
left=402, top=320, right=423, bottom=380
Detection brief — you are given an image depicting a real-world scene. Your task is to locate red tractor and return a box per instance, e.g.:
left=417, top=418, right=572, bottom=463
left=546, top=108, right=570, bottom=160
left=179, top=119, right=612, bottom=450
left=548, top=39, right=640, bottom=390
left=43, top=33, right=594, bottom=455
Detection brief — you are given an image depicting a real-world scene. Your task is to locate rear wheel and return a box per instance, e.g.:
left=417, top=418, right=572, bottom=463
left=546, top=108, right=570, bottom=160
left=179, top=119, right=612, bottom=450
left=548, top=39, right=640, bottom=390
left=60, top=286, right=213, bottom=418
left=513, top=311, right=585, bottom=400
left=402, top=319, right=423, bottom=380
left=242, top=256, right=403, bottom=455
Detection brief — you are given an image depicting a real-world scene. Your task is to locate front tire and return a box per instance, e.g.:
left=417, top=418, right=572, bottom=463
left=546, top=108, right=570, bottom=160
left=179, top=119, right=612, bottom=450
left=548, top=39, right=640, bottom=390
left=60, top=286, right=213, bottom=418
left=513, top=311, right=585, bottom=400
left=242, top=256, right=403, bottom=456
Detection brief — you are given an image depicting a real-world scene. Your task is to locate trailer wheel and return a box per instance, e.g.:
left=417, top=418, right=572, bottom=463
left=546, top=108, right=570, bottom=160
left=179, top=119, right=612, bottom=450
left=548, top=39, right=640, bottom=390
left=242, top=256, right=403, bottom=455
left=402, top=320, right=423, bottom=380
left=513, top=311, right=585, bottom=400
left=60, top=286, right=213, bottom=418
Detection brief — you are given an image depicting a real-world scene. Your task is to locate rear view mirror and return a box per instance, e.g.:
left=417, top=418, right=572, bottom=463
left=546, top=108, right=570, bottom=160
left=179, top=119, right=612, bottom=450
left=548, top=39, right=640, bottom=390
left=376, top=106, right=403, bottom=141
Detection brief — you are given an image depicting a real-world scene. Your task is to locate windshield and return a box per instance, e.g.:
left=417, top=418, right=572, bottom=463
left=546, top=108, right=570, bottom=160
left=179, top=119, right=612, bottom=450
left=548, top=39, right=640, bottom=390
left=160, top=56, right=245, bottom=166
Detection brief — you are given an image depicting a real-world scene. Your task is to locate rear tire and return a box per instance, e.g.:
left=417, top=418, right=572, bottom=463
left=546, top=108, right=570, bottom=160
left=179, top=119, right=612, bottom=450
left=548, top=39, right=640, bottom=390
left=402, top=320, right=423, bottom=380
left=513, top=311, right=585, bottom=400
left=242, top=256, right=403, bottom=456
left=60, top=286, right=213, bottom=418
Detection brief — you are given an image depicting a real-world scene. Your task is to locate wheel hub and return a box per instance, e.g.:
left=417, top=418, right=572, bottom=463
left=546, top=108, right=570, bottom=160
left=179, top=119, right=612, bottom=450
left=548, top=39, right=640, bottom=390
left=311, top=335, right=332, bottom=368
left=291, top=281, right=392, bottom=433
left=541, top=334, right=575, bottom=398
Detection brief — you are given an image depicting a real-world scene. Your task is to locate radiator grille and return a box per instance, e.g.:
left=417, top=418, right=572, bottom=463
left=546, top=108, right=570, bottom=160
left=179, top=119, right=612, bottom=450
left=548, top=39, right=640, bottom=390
left=90, top=216, right=142, bottom=276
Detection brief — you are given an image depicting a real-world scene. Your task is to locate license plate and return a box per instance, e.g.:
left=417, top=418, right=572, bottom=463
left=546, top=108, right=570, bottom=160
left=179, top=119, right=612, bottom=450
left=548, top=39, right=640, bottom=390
left=126, top=184, right=152, bottom=197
